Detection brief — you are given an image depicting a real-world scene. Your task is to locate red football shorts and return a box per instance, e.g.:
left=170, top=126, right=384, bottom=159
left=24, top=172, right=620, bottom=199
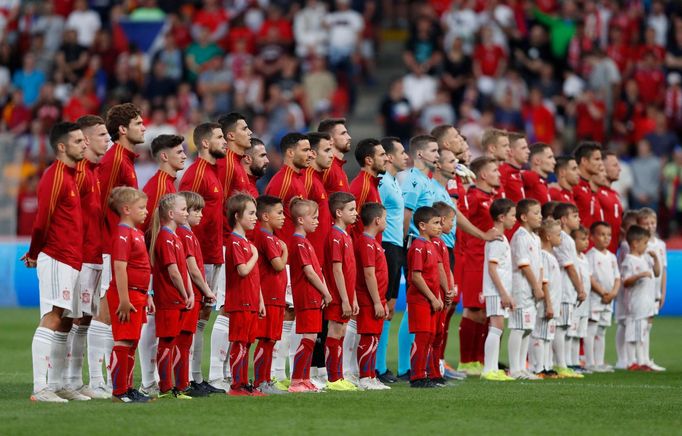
left=257, top=305, right=285, bottom=340
left=155, top=309, right=183, bottom=338
left=108, top=289, right=147, bottom=341
left=408, top=303, right=436, bottom=334
left=324, top=303, right=350, bottom=324
left=357, top=305, right=384, bottom=335
left=180, top=301, right=201, bottom=334
left=435, top=308, right=446, bottom=336
left=295, top=308, right=322, bottom=334
left=462, top=269, right=485, bottom=309
left=453, top=252, right=464, bottom=305
left=228, top=310, right=258, bottom=343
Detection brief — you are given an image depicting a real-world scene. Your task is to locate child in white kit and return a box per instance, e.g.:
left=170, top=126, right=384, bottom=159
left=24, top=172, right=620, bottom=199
left=481, top=199, right=517, bottom=382
left=567, top=226, right=591, bottom=372
left=531, top=218, right=562, bottom=378
left=585, top=221, right=621, bottom=372
left=636, top=208, right=667, bottom=372
left=615, top=210, right=639, bottom=369
left=620, top=225, right=660, bottom=371
left=551, top=203, right=586, bottom=379
left=508, top=199, right=543, bottom=381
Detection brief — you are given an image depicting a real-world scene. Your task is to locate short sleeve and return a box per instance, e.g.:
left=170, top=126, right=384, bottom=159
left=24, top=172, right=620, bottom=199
left=410, top=242, right=425, bottom=272
left=541, top=254, right=550, bottom=283
left=157, top=234, right=178, bottom=268
left=401, top=176, right=419, bottom=211
left=620, top=258, right=633, bottom=279
left=297, top=241, right=313, bottom=267
left=330, top=233, right=344, bottom=263
left=513, top=234, right=531, bottom=267
left=112, top=229, right=131, bottom=262
left=264, top=236, right=282, bottom=262
left=181, top=234, right=196, bottom=259
left=230, top=239, right=250, bottom=266
left=359, top=241, right=377, bottom=269
left=554, top=236, right=574, bottom=268
left=611, top=254, right=621, bottom=279
left=488, top=240, right=504, bottom=264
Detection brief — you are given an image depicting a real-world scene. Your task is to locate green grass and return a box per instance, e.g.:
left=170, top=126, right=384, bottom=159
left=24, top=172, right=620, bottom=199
left=1, top=309, right=681, bottom=435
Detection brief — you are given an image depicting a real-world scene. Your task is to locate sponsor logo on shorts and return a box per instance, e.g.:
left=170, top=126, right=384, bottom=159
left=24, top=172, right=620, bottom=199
left=82, top=291, right=91, bottom=304
left=62, top=289, right=71, bottom=301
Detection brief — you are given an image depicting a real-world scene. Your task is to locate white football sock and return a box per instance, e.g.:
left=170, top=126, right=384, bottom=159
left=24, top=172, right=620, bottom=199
left=507, top=330, right=524, bottom=374
left=520, top=332, right=530, bottom=371
left=552, top=327, right=567, bottom=368
left=343, top=320, right=359, bottom=376
left=32, top=327, right=54, bottom=392
left=86, top=320, right=110, bottom=388
left=643, top=322, right=652, bottom=365
left=529, top=337, right=544, bottom=373
left=103, top=324, right=113, bottom=389
left=584, top=322, right=598, bottom=367
left=615, top=320, right=626, bottom=367
left=139, top=313, right=159, bottom=388
left=626, top=341, right=636, bottom=366
left=48, top=331, right=68, bottom=391
left=636, top=340, right=646, bottom=365
left=543, top=340, right=553, bottom=372
left=483, top=326, right=502, bottom=373
left=571, top=338, right=580, bottom=367
left=209, top=315, right=229, bottom=382
left=272, top=320, right=292, bottom=380
left=288, top=321, right=302, bottom=374
left=191, top=319, right=208, bottom=383
left=65, top=324, right=88, bottom=389
left=595, top=326, right=607, bottom=366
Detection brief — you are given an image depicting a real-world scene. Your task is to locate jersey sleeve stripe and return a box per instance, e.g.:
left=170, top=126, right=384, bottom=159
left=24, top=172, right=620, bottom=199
left=103, top=146, right=123, bottom=209
left=191, top=160, right=205, bottom=193
left=279, top=169, right=292, bottom=200
left=46, top=163, right=64, bottom=234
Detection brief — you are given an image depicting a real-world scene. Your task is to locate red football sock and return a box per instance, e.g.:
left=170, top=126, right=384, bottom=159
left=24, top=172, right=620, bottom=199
left=254, top=339, right=275, bottom=387
left=410, top=332, right=433, bottom=381
left=229, top=341, right=248, bottom=389
left=127, top=341, right=138, bottom=389
left=357, top=335, right=376, bottom=379
left=441, top=306, right=456, bottom=359
left=157, top=337, right=175, bottom=393
left=370, top=334, right=380, bottom=378
left=325, top=337, right=343, bottom=382
left=430, top=332, right=443, bottom=379
left=475, top=320, right=488, bottom=363
left=459, top=317, right=476, bottom=364
left=292, top=338, right=314, bottom=381
left=174, top=332, right=193, bottom=391
left=241, top=342, right=251, bottom=387
left=111, top=345, right=130, bottom=396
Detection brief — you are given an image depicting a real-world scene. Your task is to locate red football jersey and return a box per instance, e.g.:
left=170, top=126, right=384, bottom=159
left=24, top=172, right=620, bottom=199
left=98, top=143, right=138, bottom=254
left=264, top=164, right=307, bottom=247
left=572, top=177, right=604, bottom=230
left=110, top=224, right=151, bottom=291
left=323, top=226, right=357, bottom=306
left=302, top=166, right=331, bottom=264
left=349, top=169, right=382, bottom=240
left=246, top=174, right=259, bottom=198
left=217, top=149, right=251, bottom=243
left=355, top=233, right=388, bottom=306
left=322, top=156, right=350, bottom=194
left=75, top=159, right=103, bottom=265
left=28, top=160, right=84, bottom=270
left=152, top=227, right=189, bottom=310
left=224, top=232, right=260, bottom=312
left=522, top=170, right=551, bottom=205
left=432, top=236, right=452, bottom=296
left=549, top=186, right=575, bottom=204
left=176, top=225, right=205, bottom=302
left=288, top=233, right=324, bottom=310
left=141, top=169, right=177, bottom=235
left=499, top=163, right=526, bottom=203
left=179, top=157, right=224, bottom=265
left=254, top=227, right=287, bottom=307
left=597, top=186, right=623, bottom=254
left=406, top=237, right=440, bottom=306
left=463, top=186, right=495, bottom=264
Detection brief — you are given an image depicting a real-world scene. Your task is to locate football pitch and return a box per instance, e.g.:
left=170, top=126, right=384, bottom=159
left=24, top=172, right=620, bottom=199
left=1, top=309, right=681, bottom=435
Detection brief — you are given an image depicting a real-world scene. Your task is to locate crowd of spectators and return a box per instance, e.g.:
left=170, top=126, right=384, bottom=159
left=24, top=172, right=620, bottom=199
left=378, top=0, right=682, bottom=236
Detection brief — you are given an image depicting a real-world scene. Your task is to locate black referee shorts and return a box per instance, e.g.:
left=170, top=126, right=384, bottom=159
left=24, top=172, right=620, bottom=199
left=382, top=241, right=406, bottom=301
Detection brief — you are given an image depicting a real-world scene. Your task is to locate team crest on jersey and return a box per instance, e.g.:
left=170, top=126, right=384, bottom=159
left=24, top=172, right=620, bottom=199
left=62, top=289, right=71, bottom=301
left=214, top=186, right=219, bottom=192
left=322, top=193, right=326, bottom=199
left=70, top=190, right=75, bottom=197
left=478, top=292, right=484, bottom=304
left=447, top=179, right=457, bottom=190
left=82, top=291, right=91, bottom=304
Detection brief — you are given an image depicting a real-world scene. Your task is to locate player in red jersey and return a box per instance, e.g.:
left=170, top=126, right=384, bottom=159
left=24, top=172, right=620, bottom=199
left=499, top=132, right=529, bottom=203
left=64, top=115, right=110, bottom=399
left=106, top=187, right=153, bottom=403
left=323, top=192, right=359, bottom=390
left=318, top=118, right=351, bottom=193
left=459, top=157, right=501, bottom=374
left=407, top=206, right=444, bottom=388
left=96, top=103, right=146, bottom=390
left=224, top=194, right=266, bottom=396
left=480, top=128, right=510, bottom=199
left=138, top=134, right=186, bottom=395
left=148, top=194, right=194, bottom=399
left=549, top=157, right=579, bottom=205
left=253, top=196, right=289, bottom=394
left=522, top=143, right=556, bottom=205
left=176, top=191, right=217, bottom=396
left=25, top=122, right=87, bottom=403
left=287, top=198, right=332, bottom=393
left=349, top=138, right=387, bottom=239
left=242, top=137, right=269, bottom=198
left=355, top=203, right=390, bottom=390
left=572, top=142, right=605, bottom=230
left=597, top=152, right=624, bottom=254
left=178, top=122, right=227, bottom=391
left=302, top=132, right=333, bottom=265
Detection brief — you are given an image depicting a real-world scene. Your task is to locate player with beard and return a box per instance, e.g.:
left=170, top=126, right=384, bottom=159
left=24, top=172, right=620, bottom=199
left=572, top=142, right=605, bottom=230
left=242, top=137, right=269, bottom=198
left=499, top=132, right=529, bottom=203
left=550, top=157, right=579, bottom=205
left=598, top=152, right=624, bottom=254
left=522, top=143, right=556, bottom=205
left=318, top=118, right=352, bottom=194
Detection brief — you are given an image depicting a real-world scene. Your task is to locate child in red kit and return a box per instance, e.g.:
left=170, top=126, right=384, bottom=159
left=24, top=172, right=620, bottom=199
left=106, top=187, right=153, bottom=403
left=224, top=193, right=267, bottom=397
left=355, top=203, right=390, bottom=391
left=149, top=193, right=194, bottom=399
left=253, top=196, right=289, bottom=394
left=288, top=198, right=332, bottom=393
left=407, top=206, right=445, bottom=388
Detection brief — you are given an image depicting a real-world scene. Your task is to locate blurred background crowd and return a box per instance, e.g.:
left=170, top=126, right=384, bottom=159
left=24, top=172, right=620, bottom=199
left=4, top=0, right=682, bottom=239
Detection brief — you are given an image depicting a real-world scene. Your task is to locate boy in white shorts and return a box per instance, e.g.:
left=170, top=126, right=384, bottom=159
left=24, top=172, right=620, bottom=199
left=637, top=208, right=667, bottom=372
left=508, top=199, right=543, bottom=381
left=620, top=225, right=660, bottom=371
left=532, top=218, right=562, bottom=378
left=615, top=210, right=638, bottom=369
left=481, top=199, right=516, bottom=382
left=551, top=203, right=585, bottom=378
left=567, top=226, right=591, bottom=372
left=585, top=221, right=621, bottom=372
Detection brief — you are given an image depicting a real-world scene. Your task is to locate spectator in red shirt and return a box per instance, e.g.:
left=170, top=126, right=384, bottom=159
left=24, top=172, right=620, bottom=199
left=191, top=0, right=228, bottom=44
left=634, top=51, right=665, bottom=106
left=474, top=26, right=506, bottom=97
left=576, top=89, right=606, bottom=143
left=523, top=87, right=555, bottom=144
left=613, top=79, right=646, bottom=144
left=16, top=172, right=40, bottom=236
left=258, top=5, right=293, bottom=48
